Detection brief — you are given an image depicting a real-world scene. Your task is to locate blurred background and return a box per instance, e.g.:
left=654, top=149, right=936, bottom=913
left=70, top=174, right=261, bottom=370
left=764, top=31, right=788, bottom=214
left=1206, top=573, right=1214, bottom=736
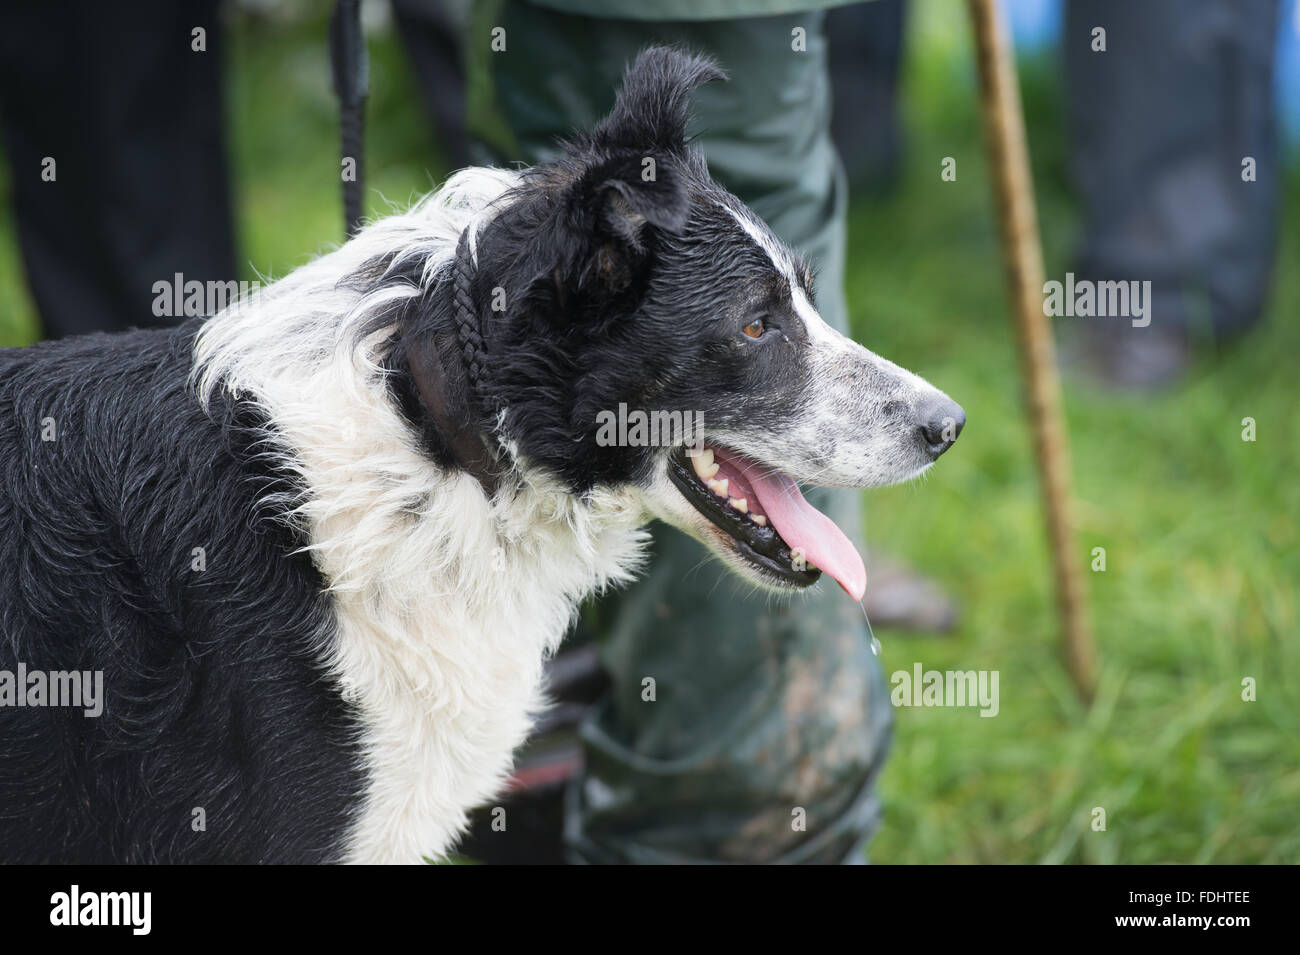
left=0, top=0, right=1295, bottom=862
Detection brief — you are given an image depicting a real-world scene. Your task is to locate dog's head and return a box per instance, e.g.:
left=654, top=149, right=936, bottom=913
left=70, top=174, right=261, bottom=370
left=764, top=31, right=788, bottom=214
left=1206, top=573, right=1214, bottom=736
left=419, top=47, right=964, bottom=600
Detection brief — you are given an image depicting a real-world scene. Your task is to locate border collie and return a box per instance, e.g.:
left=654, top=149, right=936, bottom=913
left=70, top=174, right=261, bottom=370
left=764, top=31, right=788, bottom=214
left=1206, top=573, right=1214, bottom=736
left=0, top=48, right=962, bottom=863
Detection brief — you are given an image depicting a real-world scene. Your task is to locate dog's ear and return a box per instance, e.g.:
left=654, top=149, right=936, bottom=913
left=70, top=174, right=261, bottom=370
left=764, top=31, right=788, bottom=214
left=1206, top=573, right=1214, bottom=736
left=554, top=48, right=725, bottom=301
left=484, top=48, right=724, bottom=308
left=588, top=47, right=726, bottom=156
left=565, top=153, right=689, bottom=297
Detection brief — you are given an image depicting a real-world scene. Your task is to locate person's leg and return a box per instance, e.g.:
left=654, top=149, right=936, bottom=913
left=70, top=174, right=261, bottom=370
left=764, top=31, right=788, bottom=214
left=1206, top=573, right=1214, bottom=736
left=472, top=0, right=890, bottom=863
left=0, top=0, right=235, bottom=338
left=1063, top=0, right=1281, bottom=387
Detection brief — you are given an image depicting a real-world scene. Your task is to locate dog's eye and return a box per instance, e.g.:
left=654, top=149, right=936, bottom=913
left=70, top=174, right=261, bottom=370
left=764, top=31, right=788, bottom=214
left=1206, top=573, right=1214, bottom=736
left=742, top=318, right=765, bottom=339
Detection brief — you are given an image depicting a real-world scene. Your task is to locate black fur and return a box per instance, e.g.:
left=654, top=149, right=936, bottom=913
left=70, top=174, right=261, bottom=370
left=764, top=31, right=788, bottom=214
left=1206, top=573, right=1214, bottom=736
left=0, top=326, right=363, bottom=863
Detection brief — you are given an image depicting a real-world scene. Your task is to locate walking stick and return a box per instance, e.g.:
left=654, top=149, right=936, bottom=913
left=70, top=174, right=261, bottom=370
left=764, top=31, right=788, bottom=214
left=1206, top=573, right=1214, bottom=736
left=967, top=0, right=1097, bottom=702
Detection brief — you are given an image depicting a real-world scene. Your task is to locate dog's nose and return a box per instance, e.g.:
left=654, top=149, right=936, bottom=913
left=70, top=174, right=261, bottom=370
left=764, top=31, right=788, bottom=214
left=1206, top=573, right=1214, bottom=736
left=918, top=397, right=965, bottom=458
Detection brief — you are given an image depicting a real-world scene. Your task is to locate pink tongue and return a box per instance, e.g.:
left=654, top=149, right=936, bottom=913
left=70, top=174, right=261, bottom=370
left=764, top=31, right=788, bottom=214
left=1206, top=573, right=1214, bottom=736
left=731, top=457, right=867, bottom=601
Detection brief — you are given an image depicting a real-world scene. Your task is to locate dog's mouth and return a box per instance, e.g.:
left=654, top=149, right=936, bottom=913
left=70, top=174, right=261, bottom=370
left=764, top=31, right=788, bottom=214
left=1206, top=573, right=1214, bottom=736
left=666, top=443, right=866, bottom=600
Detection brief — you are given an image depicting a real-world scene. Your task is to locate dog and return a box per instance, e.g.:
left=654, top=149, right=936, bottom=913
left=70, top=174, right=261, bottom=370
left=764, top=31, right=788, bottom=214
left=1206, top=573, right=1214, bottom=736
left=0, top=48, right=963, bottom=863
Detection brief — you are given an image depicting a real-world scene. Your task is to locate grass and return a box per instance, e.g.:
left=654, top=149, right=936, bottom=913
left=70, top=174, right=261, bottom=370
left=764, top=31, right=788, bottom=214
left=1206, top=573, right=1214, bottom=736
left=856, top=2, right=1300, bottom=863
left=0, top=2, right=1294, bottom=863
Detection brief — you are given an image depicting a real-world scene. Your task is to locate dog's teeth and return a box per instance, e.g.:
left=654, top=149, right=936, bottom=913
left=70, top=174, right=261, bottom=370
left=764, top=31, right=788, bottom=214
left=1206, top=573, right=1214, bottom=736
left=752, top=514, right=767, bottom=526
left=729, top=497, right=748, bottom=514
left=691, top=450, right=720, bottom=480
left=708, top=478, right=729, bottom=498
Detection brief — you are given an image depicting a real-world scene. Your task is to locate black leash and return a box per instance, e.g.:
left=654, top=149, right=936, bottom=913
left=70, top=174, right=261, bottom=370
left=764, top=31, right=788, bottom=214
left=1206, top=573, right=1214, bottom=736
left=329, top=0, right=368, bottom=237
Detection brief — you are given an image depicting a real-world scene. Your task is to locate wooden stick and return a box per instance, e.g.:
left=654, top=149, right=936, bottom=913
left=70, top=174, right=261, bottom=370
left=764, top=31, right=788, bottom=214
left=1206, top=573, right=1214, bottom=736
left=967, top=0, right=1097, bottom=702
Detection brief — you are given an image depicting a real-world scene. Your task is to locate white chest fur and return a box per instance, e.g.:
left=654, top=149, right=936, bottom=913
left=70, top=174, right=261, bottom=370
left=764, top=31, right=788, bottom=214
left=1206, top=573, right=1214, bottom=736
left=323, top=472, right=645, bottom=864
left=243, top=369, right=644, bottom=864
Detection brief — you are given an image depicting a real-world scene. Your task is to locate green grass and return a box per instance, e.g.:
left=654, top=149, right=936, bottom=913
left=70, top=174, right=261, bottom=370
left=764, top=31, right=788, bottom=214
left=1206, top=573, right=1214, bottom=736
left=0, top=3, right=1294, bottom=863
left=855, top=1, right=1300, bottom=864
